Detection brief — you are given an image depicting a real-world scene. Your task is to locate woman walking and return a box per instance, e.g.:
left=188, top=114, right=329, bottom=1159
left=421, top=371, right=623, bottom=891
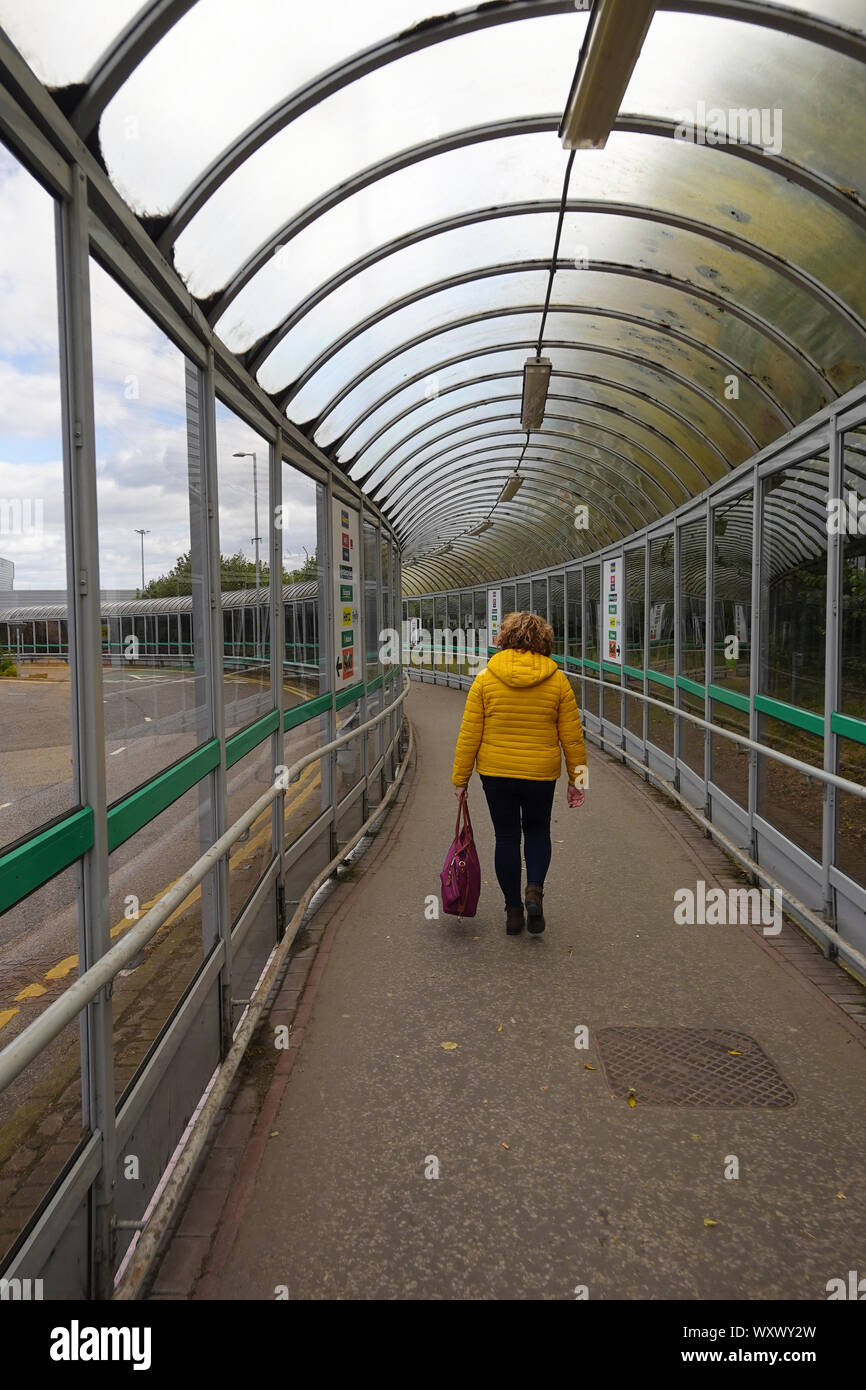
left=451, top=612, right=587, bottom=936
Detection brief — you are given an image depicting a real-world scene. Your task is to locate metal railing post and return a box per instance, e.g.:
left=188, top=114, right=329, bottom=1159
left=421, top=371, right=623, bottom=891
left=823, top=419, right=842, bottom=954
left=56, top=166, right=115, bottom=1297
left=201, top=349, right=232, bottom=1055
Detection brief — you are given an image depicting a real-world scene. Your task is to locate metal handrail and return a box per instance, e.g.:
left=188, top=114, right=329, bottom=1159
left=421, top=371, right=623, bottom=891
left=407, top=655, right=866, bottom=801
left=0, top=673, right=409, bottom=1094
left=576, top=668, right=866, bottom=800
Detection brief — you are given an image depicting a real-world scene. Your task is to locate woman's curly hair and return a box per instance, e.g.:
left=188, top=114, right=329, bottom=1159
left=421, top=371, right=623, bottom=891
left=496, top=610, right=554, bottom=656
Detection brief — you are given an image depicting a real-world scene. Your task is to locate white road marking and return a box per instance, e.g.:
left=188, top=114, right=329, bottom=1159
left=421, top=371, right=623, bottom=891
left=110, top=747, right=126, bottom=756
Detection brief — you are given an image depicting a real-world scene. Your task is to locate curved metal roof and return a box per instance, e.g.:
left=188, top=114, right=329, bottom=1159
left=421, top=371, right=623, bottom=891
left=3, top=0, right=864, bottom=593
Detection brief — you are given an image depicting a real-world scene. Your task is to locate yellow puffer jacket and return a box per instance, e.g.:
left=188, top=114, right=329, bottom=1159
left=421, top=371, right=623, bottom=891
left=452, top=650, right=587, bottom=784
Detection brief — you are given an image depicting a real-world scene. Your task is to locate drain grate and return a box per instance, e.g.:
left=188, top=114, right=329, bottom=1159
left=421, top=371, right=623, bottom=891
left=595, top=1027, right=797, bottom=1108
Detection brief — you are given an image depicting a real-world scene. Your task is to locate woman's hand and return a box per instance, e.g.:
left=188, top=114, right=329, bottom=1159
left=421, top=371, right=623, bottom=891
left=454, top=784, right=468, bottom=798
left=567, top=784, right=585, bottom=808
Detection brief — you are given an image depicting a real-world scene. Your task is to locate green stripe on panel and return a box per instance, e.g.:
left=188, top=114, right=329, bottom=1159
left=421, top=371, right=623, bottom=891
left=677, top=674, right=706, bottom=698
left=709, top=683, right=750, bottom=713
left=0, top=807, right=94, bottom=915
left=366, top=673, right=384, bottom=693
left=754, top=693, right=824, bottom=737
left=584, top=658, right=600, bottom=671
left=831, top=711, right=866, bottom=746
left=601, top=661, right=621, bottom=675
left=335, top=681, right=365, bottom=711
left=283, top=692, right=332, bottom=732
left=622, top=664, right=644, bottom=680
left=107, top=739, right=221, bottom=852
left=225, top=709, right=280, bottom=770
left=647, top=669, right=675, bottom=689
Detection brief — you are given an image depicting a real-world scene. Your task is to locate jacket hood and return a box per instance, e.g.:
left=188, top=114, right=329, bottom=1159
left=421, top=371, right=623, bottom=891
left=487, top=649, right=558, bottom=688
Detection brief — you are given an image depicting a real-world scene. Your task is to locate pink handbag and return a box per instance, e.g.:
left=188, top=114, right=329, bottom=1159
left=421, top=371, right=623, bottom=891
left=440, top=791, right=481, bottom=918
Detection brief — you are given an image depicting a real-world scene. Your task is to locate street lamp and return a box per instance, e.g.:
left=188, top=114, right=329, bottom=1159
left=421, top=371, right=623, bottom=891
left=233, top=451, right=261, bottom=660
left=134, top=528, right=150, bottom=590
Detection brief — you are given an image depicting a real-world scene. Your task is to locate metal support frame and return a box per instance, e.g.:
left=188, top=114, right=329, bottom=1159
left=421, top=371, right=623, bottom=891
left=270, top=428, right=285, bottom=933
left=823, top=415, right=842, bottom=951
left=55, top=165, right=115, bottom=1297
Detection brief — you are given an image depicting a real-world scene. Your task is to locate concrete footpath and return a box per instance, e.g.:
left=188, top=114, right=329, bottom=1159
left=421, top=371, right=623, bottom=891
left=149, top=681, right=866, bottom=1301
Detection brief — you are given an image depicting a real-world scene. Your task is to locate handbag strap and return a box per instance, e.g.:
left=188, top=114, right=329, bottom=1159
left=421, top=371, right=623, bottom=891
left=454, top=789, right=473, bottom=841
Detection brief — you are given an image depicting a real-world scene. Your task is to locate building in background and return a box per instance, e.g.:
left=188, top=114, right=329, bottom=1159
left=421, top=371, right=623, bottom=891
left=0, top=557, right=13, bottom=591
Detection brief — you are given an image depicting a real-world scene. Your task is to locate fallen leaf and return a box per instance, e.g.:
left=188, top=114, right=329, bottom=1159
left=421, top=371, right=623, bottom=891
left=441, top=1041, right=458, bottom=1050
left=728, top=1049, right=742, bottom=1056
left=269, top=1130, right=279, bottom=1138
left=497, top=1024, right=503, bottom=1032
left=501, top=1142, right=510, bottom=1150
left=627, top=1089, right=637, bottom=1108
left=704, top=1218, right=718, bottom=1228
left=836, top=1192, right=846, bottom=1200
left=584, top=1063, right=596, bottom=1070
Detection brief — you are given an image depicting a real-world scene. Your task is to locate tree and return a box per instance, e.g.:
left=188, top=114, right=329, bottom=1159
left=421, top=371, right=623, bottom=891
left=138, top=549, right=316, bottom=598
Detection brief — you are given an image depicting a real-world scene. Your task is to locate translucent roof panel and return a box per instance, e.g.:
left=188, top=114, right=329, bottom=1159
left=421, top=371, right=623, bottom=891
left=98, top=0, right=447, bottom=214
left=5, top=0, right=866, bottom=590
left=167, top=14, right=583, bottom=292
left=0, top=0, right=143, bottom=86
left=622, top=12, right=866, bottom=197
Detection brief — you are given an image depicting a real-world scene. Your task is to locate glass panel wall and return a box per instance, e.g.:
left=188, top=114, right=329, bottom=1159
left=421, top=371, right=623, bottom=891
left=282, top=461, right=325, bottom=703
left=215, top=404, right=272, bottom=733
left=761, top=450, right=829, bottom=715
left=835, top=425, right=866, bottom=884
left=566, top=570, right=582, bottom=665
left=583, top=564, right=600, bottom=718
left=710, top=492, right=753, bottom=806
left=0, top=143, right=70, bottom=850
left=363, top=519, right=379, bottom=685
left=648, top=534, right=675, bottom=755
left=679, top=517, right=707, bottom=772
left=625, top=547, right=645, bottom=737
left=549, top=573, right=564, bottom=659
left=90, top=259, right=210, bottom=804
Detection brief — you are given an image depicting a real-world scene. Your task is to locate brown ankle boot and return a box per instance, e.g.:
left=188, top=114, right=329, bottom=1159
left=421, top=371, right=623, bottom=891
left=525, top=884, right=545, bottom=934
left=505, top=904, right=525, bottom=935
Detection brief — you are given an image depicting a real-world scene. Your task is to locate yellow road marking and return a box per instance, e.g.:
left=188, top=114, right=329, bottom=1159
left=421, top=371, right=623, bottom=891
left=45, top=954, right=77, bottom=981
left=2, top=762, right=328, bottom=1021
left=14, top=982, right=46, bottom=1001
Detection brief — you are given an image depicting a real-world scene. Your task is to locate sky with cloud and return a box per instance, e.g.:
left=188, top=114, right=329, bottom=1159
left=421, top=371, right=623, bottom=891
left=0, top=146, right=318, bottom=593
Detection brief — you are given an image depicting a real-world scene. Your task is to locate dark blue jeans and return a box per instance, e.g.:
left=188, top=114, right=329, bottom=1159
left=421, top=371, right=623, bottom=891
left=480, top=775, right=557, bottom=909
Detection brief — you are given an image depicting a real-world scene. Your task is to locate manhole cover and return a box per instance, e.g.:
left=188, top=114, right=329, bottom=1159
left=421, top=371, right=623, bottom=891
left=595, top=1027, right=797, bottom=1108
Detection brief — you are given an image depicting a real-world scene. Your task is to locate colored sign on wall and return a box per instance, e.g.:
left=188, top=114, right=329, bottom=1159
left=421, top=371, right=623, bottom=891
left=332, top=499, right=360, bottom=682
left=487, top=588, right=501, bottom=646
left=605, top=557, right=623, bottom=662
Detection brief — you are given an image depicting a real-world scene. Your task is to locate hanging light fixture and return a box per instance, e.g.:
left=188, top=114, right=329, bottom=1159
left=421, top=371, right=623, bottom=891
left=521, top=356, right=552, bottom=432
left=560, top=0, right=656, bottom=150
left=499, top=475, right=524, bottom=504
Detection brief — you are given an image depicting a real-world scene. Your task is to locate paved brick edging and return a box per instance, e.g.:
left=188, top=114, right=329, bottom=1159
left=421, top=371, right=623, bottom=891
left=603, top=756, right=866, bottom=1043
left=147, top=742, right=418, bottom=1300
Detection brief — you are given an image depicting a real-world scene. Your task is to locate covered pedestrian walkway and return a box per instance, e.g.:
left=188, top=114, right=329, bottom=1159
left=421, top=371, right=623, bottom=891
left=147, top=682, right=866, bottom=1301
